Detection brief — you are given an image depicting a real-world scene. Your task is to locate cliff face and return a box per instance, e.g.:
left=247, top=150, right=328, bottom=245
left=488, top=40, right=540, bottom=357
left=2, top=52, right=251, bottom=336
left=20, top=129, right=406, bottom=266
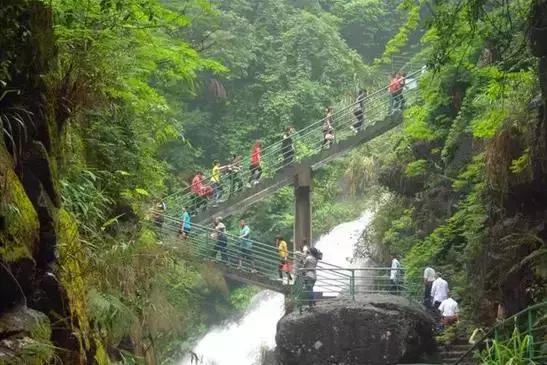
left=0, top=1, right=82, bottom=363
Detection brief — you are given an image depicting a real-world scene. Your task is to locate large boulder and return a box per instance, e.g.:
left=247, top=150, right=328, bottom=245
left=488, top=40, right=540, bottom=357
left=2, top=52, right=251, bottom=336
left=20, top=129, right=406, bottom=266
left=275, top=295, right=435, bottom=365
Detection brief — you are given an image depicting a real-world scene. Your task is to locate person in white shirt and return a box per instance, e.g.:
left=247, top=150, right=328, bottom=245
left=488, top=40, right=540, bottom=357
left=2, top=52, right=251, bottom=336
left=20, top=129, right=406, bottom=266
left=390, top=255, right=402, bottom=293
left=423, top=267, right=436, bottom=308
left=430, top=273, right=449, bottom=308
left=438, top=294, right=459, bottom=326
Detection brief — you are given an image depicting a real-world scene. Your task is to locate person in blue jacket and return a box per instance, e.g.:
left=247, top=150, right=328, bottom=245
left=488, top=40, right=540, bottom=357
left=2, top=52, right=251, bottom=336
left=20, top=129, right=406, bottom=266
left=179, top=207, right=191, bottom=239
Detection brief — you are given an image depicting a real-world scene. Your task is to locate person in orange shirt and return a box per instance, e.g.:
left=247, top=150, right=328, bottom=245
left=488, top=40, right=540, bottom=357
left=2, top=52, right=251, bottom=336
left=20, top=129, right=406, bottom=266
left=247, top=140, right=262, bottom=186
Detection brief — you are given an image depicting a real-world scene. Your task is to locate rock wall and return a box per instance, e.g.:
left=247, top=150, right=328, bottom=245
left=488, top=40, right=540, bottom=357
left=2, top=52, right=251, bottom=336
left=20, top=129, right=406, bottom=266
left=0, top=1, right=81, bottom=363
left=275, top=295, right=435, bottom=365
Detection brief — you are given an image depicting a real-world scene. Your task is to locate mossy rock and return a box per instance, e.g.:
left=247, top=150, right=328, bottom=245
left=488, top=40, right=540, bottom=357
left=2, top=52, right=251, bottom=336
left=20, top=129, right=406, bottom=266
left=56, top=208, right=93, bottom=351
left=0, top=306, right=54, bottom=365
left=0, top=144, right=39, bottom=262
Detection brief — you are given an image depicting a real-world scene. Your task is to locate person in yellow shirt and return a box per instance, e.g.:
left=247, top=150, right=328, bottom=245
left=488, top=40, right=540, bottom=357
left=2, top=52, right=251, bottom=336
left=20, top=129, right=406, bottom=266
left=211, top=160, right=221, bottom=205
left=276, top=235, right=292, bottom=283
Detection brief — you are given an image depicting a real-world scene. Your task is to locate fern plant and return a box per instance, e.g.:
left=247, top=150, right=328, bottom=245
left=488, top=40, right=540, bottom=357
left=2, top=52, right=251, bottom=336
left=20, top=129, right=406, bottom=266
left=480, top=326, right=536, bottom=365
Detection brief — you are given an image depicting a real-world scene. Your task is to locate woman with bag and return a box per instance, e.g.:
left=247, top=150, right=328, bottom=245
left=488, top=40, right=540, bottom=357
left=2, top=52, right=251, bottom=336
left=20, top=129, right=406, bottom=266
left=276, top=236, right=292, bottom=283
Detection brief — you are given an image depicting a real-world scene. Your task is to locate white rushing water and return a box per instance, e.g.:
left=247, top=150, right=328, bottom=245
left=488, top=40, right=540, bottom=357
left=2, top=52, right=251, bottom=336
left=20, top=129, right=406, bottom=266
left=179, top=211, right=374, bottom=365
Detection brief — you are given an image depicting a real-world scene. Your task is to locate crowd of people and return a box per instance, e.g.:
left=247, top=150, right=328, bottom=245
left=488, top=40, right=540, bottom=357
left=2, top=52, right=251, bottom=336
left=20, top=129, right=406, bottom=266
left=389, top=257, right=460, bottom=331
left=183, top=74, right=414, bottom=215
left=423, top=267, right=460, bottom=330
left=202, top=217, right=257, bottom=272
left=155, top=201, right=459, bottom=323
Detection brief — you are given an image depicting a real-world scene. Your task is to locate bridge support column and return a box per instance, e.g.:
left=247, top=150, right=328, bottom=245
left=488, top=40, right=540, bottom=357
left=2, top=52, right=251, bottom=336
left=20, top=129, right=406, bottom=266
left=294, top=166, right=312, bottom=252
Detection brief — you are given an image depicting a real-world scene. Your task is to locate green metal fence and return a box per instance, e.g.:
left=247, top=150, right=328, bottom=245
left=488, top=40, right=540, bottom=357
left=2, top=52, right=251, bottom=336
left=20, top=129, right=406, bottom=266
left=290, top=266, right=422, bottom=311
left=453, top=302, right=547, bottom=364
left=149, top=213, right=346, bottom=288
left=161, top=66, right=427, bottom=218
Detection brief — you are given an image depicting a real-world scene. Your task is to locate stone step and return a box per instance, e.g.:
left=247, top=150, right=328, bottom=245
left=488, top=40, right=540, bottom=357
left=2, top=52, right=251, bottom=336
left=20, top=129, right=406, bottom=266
left=439, top=343, right=472, bottom=350
left=439, top=351, right=466, bottom=358
left=441, top=357, right=474, bottom=364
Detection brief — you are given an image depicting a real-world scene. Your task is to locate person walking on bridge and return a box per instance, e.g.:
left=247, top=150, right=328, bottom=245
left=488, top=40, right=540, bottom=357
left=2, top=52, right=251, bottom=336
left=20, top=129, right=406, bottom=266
left=352, top=89, right=367, bottom=133
left=191, top=171, right=212, bottom=213
left=179, top=207, right=191, bottom=239
left=247, top=140, right=262, bottom=187
left=212, top=217, right=228, bottom=262
left=211, top=160, right=222, bottom=206
left=322, top=107, right=335, bottom=149
left=277, top=235, right=292, bottom=284
left=228, top=154, right=243, bottom=197
left=238, top=219, right=255, bottom=272
left=281, top=126, right=295, bottom=167
left=152, top=200, right=165, bottom=228
left=396, top=72, right=406, bottom=110
left=388, top=73, right=400, bottom=114
left=389, top=73, right=404, bottom=113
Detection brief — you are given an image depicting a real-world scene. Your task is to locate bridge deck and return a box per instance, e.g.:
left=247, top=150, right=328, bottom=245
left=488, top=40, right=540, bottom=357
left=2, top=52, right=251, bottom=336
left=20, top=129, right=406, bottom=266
left=194, top=111, right=402, bottom=223
left=210, top=261, right=290, bottom=294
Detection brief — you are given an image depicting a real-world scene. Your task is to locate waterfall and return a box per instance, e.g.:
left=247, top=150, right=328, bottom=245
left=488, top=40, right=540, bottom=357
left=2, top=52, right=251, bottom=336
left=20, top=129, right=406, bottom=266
left=179, top=211, right=375, bottom=365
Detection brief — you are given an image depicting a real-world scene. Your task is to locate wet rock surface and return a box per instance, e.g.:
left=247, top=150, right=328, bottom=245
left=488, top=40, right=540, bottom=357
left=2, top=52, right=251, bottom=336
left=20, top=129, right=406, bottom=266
left=276, top=295, right=435, bottom=365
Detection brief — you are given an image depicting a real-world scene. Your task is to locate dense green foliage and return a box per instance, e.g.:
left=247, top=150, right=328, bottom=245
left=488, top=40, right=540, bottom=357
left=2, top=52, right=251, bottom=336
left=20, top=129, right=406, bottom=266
left=39, top=0, right=406, bottom=363
left=360, top=0, right=546, bottom=325
left=2, top=0, right=546, bottom=363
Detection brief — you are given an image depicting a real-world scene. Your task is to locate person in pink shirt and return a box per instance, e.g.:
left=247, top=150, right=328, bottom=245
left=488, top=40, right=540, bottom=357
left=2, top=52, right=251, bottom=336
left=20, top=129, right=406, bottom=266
left=191, top=171, right=212, bottom=212
left=248, top=140, right=262, bottom=186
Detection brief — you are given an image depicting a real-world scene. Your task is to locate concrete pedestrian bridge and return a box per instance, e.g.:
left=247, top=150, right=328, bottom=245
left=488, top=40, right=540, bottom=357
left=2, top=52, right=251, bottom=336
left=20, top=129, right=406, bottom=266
left=161, top=67, right=425, bottom=253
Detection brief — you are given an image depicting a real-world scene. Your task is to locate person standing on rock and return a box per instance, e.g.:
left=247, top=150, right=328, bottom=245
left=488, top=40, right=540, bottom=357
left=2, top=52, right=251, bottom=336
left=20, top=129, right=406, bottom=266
left=390, top=254, right=402, bottom=293
left=423, top=267, right=436, bottom=308
left=301, top=247, right=319, bottom=311
left=431, top=273, right=449, bottom=309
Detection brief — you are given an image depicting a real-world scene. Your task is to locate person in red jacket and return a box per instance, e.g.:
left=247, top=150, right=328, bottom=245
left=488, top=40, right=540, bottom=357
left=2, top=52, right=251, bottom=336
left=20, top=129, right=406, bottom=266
left=191, top=171, right=213, bottom=213
left=388, top=73, right=400, bottom=114
left=248, top=140, right=262, bottom=186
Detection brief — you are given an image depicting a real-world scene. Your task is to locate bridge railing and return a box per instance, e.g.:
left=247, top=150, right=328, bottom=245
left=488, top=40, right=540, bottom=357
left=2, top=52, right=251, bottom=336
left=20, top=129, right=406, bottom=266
left=149, top=211, right=348, bottom=287
left=162, top=67, right=427, bottom=217
left=291, top=266, right=421, bottom=308
left=452, top=302, right=546, bottom=364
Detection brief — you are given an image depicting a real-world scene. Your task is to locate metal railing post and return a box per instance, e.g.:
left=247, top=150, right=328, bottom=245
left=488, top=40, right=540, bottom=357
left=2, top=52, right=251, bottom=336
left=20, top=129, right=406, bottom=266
left=350, top=269, right=355, bottom=301
left=527, top=309, right=534, bottom=361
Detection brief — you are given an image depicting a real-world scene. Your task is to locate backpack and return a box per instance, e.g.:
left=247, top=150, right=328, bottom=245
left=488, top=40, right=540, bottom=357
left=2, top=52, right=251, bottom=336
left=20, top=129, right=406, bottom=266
left=316, top=249, right=323, bottom=261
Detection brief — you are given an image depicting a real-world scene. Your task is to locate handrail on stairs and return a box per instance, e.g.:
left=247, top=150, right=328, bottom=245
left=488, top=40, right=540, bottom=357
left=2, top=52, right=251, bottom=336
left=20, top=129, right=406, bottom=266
left=452, top=301, right=547, bottom=364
